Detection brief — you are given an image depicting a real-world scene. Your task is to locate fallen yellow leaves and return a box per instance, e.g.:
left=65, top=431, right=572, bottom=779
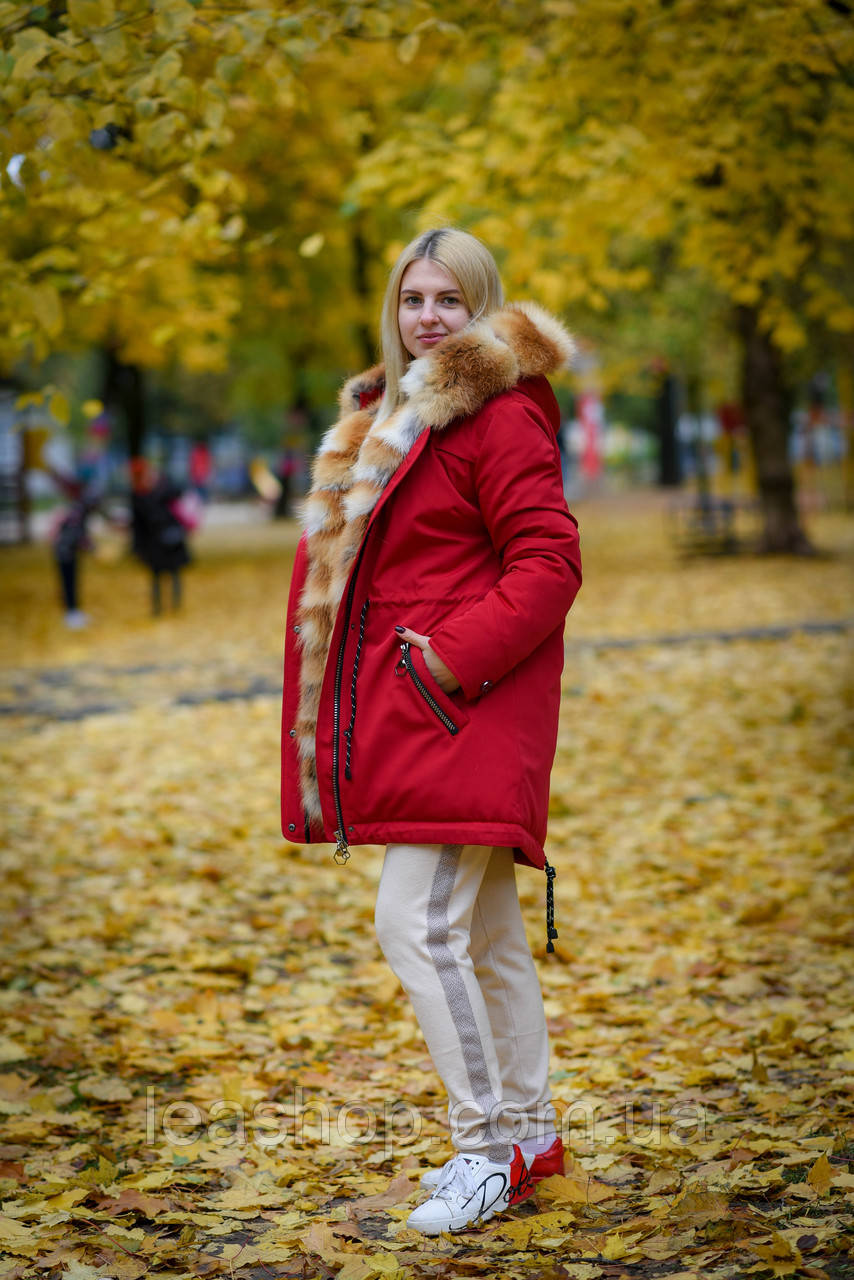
left=807, top=1153, right=836, bottom=1195
left=537, top=1168, right=614, bottom=1206
left=0, top=499, right=852, bottom=1277
left=747, top=1230, right=804, bottom=1277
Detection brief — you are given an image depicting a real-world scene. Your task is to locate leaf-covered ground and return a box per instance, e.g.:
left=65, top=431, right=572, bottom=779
left=1, top=495, right=852, bottom=1280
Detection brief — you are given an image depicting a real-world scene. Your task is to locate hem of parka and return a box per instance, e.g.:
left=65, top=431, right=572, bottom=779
left=282, top=823, right=547, bottom=871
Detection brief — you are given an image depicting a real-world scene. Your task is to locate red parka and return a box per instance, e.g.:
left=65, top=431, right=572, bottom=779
left=281, top=303, right=582, bottom=870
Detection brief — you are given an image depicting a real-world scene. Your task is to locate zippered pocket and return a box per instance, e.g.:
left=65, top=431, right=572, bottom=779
left=395, top=641, right=468, bottom=735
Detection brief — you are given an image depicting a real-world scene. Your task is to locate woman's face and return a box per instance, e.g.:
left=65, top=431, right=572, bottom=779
left=398, top=258, right=471, bottom=360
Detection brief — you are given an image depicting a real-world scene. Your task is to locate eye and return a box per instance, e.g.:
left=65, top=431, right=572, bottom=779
left=441, top=295, right=461, bottom=305
left=401, top=293, right=421, bottom=306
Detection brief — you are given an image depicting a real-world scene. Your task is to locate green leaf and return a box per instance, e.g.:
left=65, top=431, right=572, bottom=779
left=10, top=31, right=51, bottom=79
left=154, top=0, right=197, bottom=39
left=216, top=55, right=244, bottom=86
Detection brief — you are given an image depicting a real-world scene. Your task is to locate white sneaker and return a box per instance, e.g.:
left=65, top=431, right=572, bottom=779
left=421, top=1135, right=565, bottom=1189
left=64, top=610, right=90, bottom=630
left=407, top=1146, right=534, bottom=1235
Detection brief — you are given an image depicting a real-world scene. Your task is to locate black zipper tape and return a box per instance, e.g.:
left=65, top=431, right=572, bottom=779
left=395, top=642, right=460, bottom=735
left=331, top=536, right=372, bottom=864
left=344, top=597, right=370, bottom=781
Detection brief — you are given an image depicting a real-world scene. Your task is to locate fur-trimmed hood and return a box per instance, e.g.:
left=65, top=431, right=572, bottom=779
left=293, top=302, right=575, bottom=822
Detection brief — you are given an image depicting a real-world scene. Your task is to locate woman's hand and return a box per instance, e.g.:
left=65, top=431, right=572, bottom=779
left=394, top=626, right=460, bottom=693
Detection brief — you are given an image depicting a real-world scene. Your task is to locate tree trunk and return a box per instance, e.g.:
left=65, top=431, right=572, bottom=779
left=351, top=223, right=376, bottom=371
left=656, top=371, right=682, bottom=487
left=737, top=305, right=813, bottom=554
left=103, top=348, right=146, bottom=458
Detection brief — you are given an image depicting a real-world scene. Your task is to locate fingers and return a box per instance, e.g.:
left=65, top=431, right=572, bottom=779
left=394, top=625, right=429, bottom=649
left=394, top=625, right=460, bottom=692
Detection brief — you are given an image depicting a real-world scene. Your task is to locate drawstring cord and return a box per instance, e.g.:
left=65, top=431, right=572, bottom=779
left=545, top=859, right=558, bottom=953
left=344, top=598, right=370, bottom=781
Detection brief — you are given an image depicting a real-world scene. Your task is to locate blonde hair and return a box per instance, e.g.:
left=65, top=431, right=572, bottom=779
left=376, top=228, right=504, bottom=422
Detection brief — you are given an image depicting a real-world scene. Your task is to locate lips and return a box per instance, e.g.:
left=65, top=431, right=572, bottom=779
left=417, top=333, right=445, bottom=345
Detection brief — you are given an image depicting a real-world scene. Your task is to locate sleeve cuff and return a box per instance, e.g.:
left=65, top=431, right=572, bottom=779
left=428, top=634, right=487, bottom=702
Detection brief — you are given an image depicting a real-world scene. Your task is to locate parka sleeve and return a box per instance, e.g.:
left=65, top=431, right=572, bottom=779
left=428, top=397, right=582, bottom=701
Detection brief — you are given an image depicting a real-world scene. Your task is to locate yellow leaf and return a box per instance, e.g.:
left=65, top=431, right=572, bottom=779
left=641, top=1228, right=696, bottom=1260
left=0, top=1214, right=35, bottom=1242
left=93, top=27, right=128, bottom=70
left=750, top=1231, right=803, bottom=1276
left=648, top=1167, right=681, bottom=1194
left=26, top=283, right=63, bottom=337
left=77, top=1074, right=132, bottom=1101
left=537, top=1171, right=613, bottom=1204
left=48, top=391, right=70, bottom=427
left=216, top=55, right=244, bottom=85
left=602, top=1232, right=628, bottom=1260
left=59, top=1264, right=114, bottom=1280
left=154, top=0, right=196, bottom=38
left=153, top=48, right=183, bottom=92
left=44, top=1188, right=89, bottom=1212
left=491, top=1217, right=535, bottom=1246
left=672, top=1185, right=730, bottom=1224
left=806, top=1152, right=834, bottom=1194
left=335, top=1262, right=374, bottom=1280
left=14, top=393, right=43, bottom=412
left=28, top=246, right=79, bottom=272
left=301, top=1220, right=347, bottom=1265
left=219, top=1072, right=246, bottom=1104
left=299, top=233, right=325, bottom=258
left=10, top=30, right=52, bottom=78
left=67, top=0, right=115, bottom=29
left=82, top=399, right=104, bottom=418
left=221, top=215, right=245, bottom=242
left=76, top=1155, right=119, bottom=1188
left=139, top=111, right=184, bottom=152
left=772, top=315, right=807, bottom=352
left=398, top=33, right=420, bottom=63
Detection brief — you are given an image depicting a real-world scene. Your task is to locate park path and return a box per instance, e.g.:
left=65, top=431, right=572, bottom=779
left=1, top=618, right=849, bottom=726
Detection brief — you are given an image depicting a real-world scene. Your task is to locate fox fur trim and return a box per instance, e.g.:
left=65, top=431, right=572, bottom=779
left=294, top=303, right=575, bottom=822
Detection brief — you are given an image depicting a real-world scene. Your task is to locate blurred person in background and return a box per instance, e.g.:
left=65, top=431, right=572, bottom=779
left=129, top=458, right=196, bottom=616
left=189, top=439, right=213, bottom=501
left=48, top=477, right=97, bottom=629
left=281, top=228, right=582, bottom=1233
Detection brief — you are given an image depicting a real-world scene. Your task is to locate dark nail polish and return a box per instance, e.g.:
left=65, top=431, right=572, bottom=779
left=394, top=625, right=405, bottom=633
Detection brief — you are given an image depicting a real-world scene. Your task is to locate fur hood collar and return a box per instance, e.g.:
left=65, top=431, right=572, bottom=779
left=337, top=300, right=574, bottom=421
left=293, top=302, right=575, bottom=822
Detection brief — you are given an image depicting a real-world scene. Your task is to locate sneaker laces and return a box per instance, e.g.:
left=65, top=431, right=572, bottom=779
left=433, top=1153, right=479, bottom=1204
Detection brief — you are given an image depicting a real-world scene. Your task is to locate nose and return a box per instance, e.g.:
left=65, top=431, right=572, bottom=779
left=420, top=297, right=438, bottom=326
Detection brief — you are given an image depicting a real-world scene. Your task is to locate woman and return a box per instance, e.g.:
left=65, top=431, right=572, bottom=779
left=281, top=228, right=582, bottom=1233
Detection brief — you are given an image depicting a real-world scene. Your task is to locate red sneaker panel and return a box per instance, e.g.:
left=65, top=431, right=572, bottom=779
left=507, top=1145, right=536, bottom=1206
left=530, top=1136, right=565, bottom=1182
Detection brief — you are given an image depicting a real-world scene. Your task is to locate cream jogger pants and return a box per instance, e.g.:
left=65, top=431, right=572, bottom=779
left=374, top=843, right=555, bottom=1162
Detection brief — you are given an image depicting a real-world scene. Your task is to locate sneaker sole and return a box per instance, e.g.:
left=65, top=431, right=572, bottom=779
left=409, top=1204, right=504, bottom=1235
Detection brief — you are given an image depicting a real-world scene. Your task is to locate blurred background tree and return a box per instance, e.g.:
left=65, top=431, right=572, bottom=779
left=349, top=0, right=854, bottom=550
left=1, top=0, right=852, bottom=549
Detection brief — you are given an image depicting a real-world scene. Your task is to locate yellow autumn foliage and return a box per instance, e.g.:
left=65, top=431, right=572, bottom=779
left=0, top=497, right=851, bottom=1275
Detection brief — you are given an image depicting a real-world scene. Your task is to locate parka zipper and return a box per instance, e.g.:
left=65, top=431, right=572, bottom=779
left=331, top=537, right=372, bottom=863
left=395, top=641, right=460, bottom=735
left=344, top=597, right=370, bottom=782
